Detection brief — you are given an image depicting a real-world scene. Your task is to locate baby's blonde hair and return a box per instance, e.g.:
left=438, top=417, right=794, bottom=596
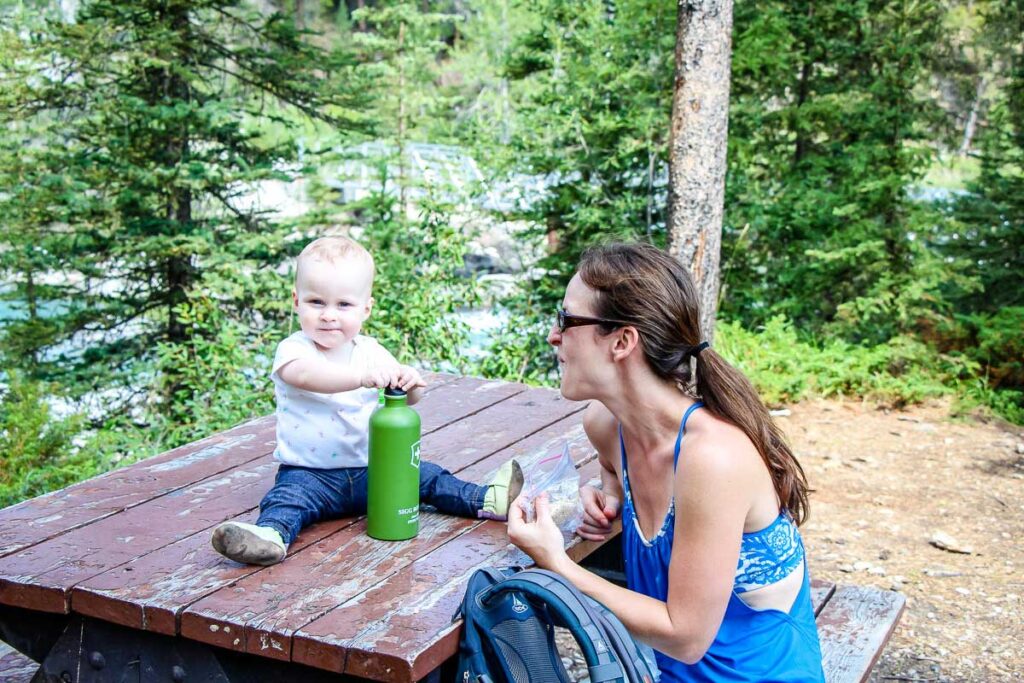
left=296, top=236, right=375, bottom=285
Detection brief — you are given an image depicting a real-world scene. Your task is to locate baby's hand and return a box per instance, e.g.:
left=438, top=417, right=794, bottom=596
left=361, top=362, right=401, bottom=390
left=395, top=365, right=426, bottom=393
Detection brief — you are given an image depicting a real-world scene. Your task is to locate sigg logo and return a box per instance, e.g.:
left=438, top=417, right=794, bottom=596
left=410, top=440, right=421, bottom=467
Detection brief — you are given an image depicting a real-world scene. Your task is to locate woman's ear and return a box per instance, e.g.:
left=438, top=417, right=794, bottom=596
left=610, top=326, right=641, bottom=362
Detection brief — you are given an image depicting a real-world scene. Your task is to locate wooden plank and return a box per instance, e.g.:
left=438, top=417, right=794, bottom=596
left=295, top=454, right=600, bottom=683
left=68, top=376, right=533, bottom=634
left=295, top=514, right=520, bottom=678
left=70, top=511, right=355, bottom=635
left=816, top=584, right=906, bottom=683
left=176, top=387, right=584, bottom=662
left=0, top=641, right=38, bottom=683
left=418, top=386, right=583, bottom=473
left=415, top=375, right=527, bottom=434
left=291, top=432, right=600, bottom=680
left=0, top=417, right=277, bottom=559
left=0, top=457, right=279, bottom=614
left=180, top=513, right=479, bottom=660
left=811, top=579, right=836, bottom=616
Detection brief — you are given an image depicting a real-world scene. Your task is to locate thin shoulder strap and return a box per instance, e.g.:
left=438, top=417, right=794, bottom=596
left=672, top=402, right=704, bottom=470
left=620, top=401, right=703, bottom=475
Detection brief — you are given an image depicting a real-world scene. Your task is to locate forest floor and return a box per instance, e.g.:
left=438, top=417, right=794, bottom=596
left=557, top=397, right=1024, bottom=682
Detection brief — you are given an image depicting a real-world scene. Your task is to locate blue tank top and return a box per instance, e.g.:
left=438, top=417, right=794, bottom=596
left=619, top=403, right=825, bottom=682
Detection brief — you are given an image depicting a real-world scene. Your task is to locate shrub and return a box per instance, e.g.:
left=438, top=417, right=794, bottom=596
left=0, top=374, right=98, bottom=507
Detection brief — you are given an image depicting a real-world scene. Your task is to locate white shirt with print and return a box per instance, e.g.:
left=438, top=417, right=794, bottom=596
left=271, top=331, right=391, bottom=469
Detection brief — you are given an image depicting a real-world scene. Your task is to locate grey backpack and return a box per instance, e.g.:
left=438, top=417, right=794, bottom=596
left=454, top=566, right=660, bottom=683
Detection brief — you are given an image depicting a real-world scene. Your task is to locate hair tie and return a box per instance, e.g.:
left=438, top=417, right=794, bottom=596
left=683, top=341, right=710, bottom=362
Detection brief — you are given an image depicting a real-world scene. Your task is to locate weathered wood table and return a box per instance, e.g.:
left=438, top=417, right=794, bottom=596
left=0, top=374, right=903, bottom=683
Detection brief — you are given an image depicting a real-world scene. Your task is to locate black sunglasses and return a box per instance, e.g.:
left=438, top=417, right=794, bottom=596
left=556, top=308, right=630, bottom=333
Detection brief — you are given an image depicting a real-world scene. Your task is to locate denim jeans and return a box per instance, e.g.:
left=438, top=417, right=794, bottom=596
left=256, top=461, right=487, bottom=545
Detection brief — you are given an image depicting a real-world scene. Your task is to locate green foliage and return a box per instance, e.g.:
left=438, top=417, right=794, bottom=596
left=149, top=294, right=276, bottom=448
left=717, top=315, right=1022, bottom=424
left=716, top=317, right=951, bottom=409
left=451, top=0, right=676, bottom=376
left=0, top=0, right=362, bottom=409
left=0, top=374, right=97, bottom=508
left=947, top=1, right=1024, bottom=313
left=724, top=0, right=953, bottom=342
left=477, top=287, right=559, bottom=386
left=358, top=192, right=480, bottom=371
left=1, top=0, right=1022, bottom=510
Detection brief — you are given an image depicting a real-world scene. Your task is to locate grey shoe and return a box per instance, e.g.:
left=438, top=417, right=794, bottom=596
left=211, top=522, right=287, bottom=566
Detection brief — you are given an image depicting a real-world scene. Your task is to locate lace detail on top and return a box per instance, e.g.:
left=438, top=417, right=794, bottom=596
left=733, top=511, right=804, bottom=593
left=622, top=467, right=674, bottom=546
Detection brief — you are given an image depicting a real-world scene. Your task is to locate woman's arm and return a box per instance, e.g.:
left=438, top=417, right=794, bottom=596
left=509, top=427, right=755, bottom=664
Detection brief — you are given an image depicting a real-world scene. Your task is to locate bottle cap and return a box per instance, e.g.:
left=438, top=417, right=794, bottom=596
left=384, top=386, right=407, bottom=397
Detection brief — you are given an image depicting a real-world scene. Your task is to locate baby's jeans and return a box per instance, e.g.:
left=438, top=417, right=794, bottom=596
left=256, top=461, right=486, bottom=545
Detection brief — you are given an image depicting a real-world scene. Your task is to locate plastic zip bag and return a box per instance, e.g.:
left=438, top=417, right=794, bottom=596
left=518, top=442, right=584, bottom=535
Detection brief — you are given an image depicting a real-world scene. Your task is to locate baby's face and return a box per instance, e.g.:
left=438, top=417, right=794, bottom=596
left=293, top=256, right=373, bottom=352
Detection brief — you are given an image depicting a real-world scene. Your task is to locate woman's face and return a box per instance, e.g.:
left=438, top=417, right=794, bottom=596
left=548, top=274, right=611, bottom=401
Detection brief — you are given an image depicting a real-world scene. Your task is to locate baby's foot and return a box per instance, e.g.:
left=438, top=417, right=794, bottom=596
left=211, top=522, right=287, bottom=565
left=478, top=458, right=524, bottom=522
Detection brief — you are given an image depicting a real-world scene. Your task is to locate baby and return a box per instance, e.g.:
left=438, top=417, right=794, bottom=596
left=212, top=236, right=522, bottom=565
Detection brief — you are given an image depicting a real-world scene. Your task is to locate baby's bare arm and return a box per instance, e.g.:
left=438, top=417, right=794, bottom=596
left=277, top=357, right=396, bottom=393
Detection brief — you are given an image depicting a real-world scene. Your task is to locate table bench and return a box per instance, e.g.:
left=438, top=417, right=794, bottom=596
left=0, top=374, right=903, bottom=683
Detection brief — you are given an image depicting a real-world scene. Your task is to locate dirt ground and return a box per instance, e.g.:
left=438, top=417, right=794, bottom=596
left=557, top=398, right=1023, bottom=682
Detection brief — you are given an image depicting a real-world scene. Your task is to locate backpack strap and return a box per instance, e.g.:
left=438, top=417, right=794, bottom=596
left=452, top=566, right=519, bottom=622
left=477, top=569, right=626, bottom=683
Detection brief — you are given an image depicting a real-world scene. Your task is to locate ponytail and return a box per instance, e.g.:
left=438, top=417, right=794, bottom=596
left=696, top=350, right=810, bottom=525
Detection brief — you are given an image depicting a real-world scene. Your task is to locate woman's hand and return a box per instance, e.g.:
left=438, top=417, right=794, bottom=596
left=507, top=493, right=570, bottom=571
left=577, top=485, right=620, bottom=541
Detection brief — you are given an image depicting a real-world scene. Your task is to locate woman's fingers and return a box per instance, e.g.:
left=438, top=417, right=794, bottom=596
left=534, top=492, right=552, bottom=521
left=579, top=486, right=610, bottom=528
left=575, top=523, right=608, bottom=541
left=603, top=495, right=621, bottom=521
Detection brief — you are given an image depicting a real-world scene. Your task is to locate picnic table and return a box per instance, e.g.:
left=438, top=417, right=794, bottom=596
left=0, top=374, right=904, bottom=683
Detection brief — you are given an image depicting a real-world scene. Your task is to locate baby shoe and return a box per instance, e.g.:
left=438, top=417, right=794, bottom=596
left=211, top=521, right=288, bottom=566
left=478, top=458, right=524, bottom=521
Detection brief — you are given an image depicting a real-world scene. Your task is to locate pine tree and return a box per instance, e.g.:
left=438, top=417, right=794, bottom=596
left=723, top=0, right=950, bottom=343
left=465, top=0, right=677, bottom=381
left=0, top=0, right=365, bottom=418
left=305, top=1, right=480, bottom=370
left=950, top=0, right=1024, bottom=312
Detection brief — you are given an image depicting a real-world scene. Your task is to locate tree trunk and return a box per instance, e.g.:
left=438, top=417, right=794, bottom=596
left=397, top=20, right=408, bottom=217
left=666, top=0, right=733, bottom=341
left=958, top=76, right=986, bottom=157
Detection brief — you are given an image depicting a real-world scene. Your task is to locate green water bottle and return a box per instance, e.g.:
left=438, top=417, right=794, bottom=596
left=367, top=387, right=421, bottom=540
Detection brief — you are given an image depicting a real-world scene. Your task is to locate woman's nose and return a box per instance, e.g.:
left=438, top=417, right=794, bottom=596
left=547, top=323, right=561, bottom=346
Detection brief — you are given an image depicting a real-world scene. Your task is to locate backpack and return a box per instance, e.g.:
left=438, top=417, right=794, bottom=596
left=453, top=566, right=661, bottom=683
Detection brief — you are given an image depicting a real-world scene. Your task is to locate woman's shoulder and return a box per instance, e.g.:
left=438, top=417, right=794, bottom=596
left=683, top=407, right=764, bottom=481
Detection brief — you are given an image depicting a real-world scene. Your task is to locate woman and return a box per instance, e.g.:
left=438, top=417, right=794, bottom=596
left=508, top=242, right=825, bottom=682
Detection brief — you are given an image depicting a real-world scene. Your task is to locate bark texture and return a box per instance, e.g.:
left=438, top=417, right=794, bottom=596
left=667, top=0, right=733, bottom=341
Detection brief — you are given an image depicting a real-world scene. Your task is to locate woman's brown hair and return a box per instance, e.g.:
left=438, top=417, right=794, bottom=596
left=578, top=242, right=811, bottom=525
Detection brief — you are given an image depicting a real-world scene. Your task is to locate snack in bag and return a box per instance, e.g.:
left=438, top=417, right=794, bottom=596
left=517, top=442, right=584, bottom=535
